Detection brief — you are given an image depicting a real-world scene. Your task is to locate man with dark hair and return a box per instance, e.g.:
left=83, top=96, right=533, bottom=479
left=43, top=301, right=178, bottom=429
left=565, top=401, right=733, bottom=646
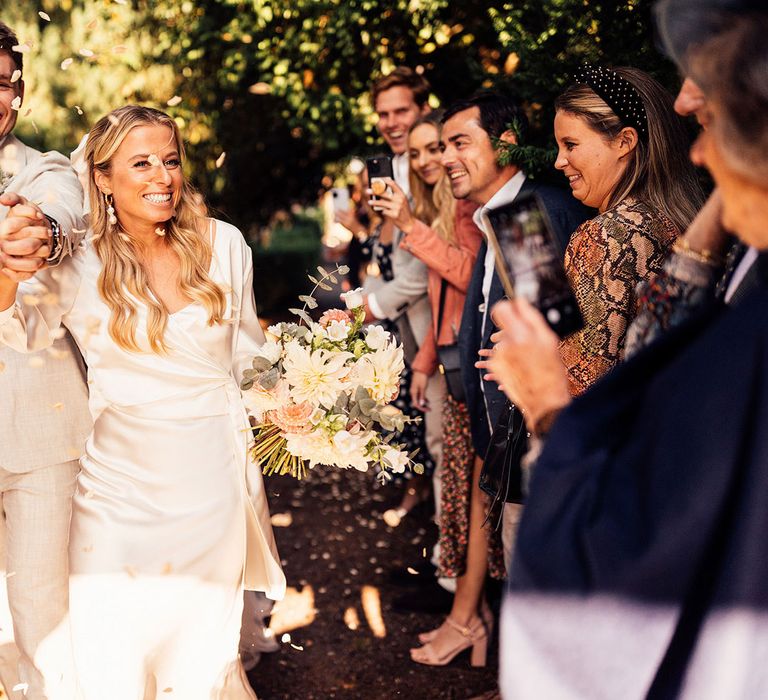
left=0, top=20, right=88, bottom=698
left=441, top=91, right=588, bottom=572
left=441, top=90, right=586, bottom=489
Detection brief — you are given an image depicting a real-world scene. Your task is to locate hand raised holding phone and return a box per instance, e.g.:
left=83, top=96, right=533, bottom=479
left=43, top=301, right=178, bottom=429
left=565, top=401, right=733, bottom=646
left=367, top=177, right=415, bottom=234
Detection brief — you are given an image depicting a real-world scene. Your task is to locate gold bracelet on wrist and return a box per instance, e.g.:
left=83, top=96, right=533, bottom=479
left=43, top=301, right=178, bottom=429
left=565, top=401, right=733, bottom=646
left=672, top=237, right=723, bottom=267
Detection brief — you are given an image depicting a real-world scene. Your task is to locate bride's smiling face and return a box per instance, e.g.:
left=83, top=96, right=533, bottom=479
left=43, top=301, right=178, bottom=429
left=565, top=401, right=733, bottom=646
left=95, top=124, right=183, bottom=232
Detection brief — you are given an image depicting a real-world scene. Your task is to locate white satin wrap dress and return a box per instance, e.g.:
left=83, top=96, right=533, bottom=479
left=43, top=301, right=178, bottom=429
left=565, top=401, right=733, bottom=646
left=0, top=219, right=285, bottom=699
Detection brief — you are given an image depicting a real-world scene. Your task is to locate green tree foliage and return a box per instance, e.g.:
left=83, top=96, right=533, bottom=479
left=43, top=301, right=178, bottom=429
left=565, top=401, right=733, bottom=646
left=6, top=0, right=677, bottom=230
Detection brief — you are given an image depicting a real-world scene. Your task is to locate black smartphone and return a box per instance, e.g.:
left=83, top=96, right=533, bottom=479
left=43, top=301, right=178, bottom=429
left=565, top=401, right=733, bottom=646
left=484, top=192, right=584, bottom=339
left=365, top=155, right=394, bottom=211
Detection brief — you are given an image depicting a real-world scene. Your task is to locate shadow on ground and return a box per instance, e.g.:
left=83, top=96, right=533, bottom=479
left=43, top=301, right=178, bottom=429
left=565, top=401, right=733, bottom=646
left=249, top=468, right=499, bottom=700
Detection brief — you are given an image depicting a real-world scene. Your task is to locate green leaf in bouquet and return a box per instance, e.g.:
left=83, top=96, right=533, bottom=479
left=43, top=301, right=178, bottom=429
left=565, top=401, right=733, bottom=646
left=358, top=397, right=377, bottom=416
left=408, top=448, right=420, bottom=460
left=241, top=379, right=254, bottom=391
left=258, top=367, right=280, bottom=390
left=379, top=414, right=395, bottom=431
left=352, top=339, right=366, bottom=358
left=412, top=463, right=425, bottom=475
left=242, top=368, right=257, bottom=380
left=333, top=392, right=349, bottom=413
left=355, top=385, right=369, bottom=403
left=348, top=403, right=361, bottom=421
left=298, top=294, right=318, bottom=309
left=289, top=308, right=313, bottom=325
left=382, top=433, right=394, bottom=444
left=252, top=356, right=272, bottom=372
left=337, top=265, right=350, bottom=275
left=317, top=265, right=329, bottom=277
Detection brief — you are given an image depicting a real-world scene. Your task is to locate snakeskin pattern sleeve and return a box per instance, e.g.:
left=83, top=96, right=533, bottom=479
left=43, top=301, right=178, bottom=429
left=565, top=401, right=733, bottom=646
left=559, top=199, right=680, bottom=396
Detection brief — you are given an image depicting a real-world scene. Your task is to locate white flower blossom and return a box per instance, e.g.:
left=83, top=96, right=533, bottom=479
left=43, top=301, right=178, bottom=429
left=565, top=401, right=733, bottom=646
left=364, top=324, right=389, bottom=350
left=341, top=287, right=365, bottom=310
left=282, top=340, right=352, bottom=408
left=350, top=338, right=404, bottom=403
left=324, top=319, right=351, bottom=342
left=382, top=446, right=409, bottom=474
left=256, top=339, right=283, bottom=365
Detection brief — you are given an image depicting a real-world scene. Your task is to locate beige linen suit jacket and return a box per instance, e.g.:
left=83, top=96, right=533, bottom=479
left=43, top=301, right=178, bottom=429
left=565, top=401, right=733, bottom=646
left=0, top=134, right=90, bottom=472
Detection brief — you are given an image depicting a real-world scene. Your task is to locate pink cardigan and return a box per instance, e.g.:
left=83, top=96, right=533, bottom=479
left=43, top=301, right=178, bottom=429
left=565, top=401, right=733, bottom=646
left=399, top=199, right=483, bottom=376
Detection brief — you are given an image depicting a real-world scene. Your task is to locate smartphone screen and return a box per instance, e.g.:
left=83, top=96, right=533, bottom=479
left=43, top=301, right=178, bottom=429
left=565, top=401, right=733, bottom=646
left=485, top=193, right=584, bottom=339
left=365, top=155, right=394, bottom=211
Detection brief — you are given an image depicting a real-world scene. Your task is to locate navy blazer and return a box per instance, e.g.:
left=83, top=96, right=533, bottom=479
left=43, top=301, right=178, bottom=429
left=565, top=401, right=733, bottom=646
left=458, top=179, right=591, bottom=456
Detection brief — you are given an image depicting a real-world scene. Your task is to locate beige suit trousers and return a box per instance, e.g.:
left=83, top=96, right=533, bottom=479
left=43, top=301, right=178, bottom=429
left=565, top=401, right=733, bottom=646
left=0, top=460, right=78, bottom=700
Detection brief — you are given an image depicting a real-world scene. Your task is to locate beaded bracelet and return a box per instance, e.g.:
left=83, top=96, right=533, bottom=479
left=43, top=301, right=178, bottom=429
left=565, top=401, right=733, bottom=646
left=672, top=237, right=723, bottom=267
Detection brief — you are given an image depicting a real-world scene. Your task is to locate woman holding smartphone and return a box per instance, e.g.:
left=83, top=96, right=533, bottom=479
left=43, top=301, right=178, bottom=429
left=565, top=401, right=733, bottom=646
left=376, top=112, right=505, bottom=668
left=488, top=14, right=768, bottom=697
left=480, top=66, right=703, bottom=402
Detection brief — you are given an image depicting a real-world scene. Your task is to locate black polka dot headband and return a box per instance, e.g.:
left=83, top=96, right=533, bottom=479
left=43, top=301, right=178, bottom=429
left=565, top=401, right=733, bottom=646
left=573, top=65, right=648, bottom=141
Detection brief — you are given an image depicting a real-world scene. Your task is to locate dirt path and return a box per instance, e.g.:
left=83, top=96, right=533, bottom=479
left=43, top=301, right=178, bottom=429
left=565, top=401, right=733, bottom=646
left=249, top=467, right=499, bottom=699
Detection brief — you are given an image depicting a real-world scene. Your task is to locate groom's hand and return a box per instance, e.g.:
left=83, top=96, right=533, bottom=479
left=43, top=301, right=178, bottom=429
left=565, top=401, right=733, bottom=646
left=0, top=192, right=52, bottom=281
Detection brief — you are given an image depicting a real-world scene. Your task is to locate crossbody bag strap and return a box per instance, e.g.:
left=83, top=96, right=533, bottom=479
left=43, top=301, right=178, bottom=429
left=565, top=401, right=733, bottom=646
left=436, top=277, right=448, bottom=340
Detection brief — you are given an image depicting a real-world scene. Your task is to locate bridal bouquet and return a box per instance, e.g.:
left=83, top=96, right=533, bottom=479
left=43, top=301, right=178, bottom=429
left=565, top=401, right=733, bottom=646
left=241, top=265, right=422, bottom=481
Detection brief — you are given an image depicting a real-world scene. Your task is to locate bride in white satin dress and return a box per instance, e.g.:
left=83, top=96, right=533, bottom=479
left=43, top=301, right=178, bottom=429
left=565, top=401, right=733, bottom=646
left=0, top=105, right=285, bottom=699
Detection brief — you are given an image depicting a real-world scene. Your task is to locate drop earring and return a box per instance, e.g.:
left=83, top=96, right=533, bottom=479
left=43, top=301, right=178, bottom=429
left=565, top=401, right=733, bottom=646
left=105, top=193, right=117, bottom=226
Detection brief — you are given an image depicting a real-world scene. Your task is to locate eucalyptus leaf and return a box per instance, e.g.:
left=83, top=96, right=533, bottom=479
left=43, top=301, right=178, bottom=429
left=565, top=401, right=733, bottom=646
left=241, top=379, right=254, bottom=391
left=349, top=404, right=361, bottom=421
left=337, top=265, right=350, bottom=275
left=288, top=307, right=313, bottom=325
left=333, top=392, right=349, bottom=413
left=242, top=368, right=257, bottom=380
left=355, top=385, right=369, bottom=402
left=359, top=397, right=377, bottom=415
left=252, top=356, right=272, bottom=372
left=259, top=367, right=280, bottom=390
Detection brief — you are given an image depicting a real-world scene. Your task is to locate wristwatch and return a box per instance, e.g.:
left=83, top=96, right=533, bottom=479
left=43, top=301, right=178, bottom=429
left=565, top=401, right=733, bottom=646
left=44, top=215, right=63, bottom=264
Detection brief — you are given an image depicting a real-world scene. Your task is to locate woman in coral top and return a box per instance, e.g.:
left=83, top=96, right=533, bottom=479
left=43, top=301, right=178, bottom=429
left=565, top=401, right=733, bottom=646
left=377, top=112, right=505, bottom=667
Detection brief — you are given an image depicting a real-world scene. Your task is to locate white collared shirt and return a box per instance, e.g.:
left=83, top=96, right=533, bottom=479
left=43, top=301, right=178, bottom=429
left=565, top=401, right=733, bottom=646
left=393, top=152, right=410, bottom=197
left=472, top=170, right=527, bottom=334
left=725, top=245, right=758, bottom=303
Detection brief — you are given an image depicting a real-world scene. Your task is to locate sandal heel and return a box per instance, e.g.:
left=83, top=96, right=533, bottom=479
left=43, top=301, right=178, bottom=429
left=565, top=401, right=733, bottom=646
left=470, top=633, right=488, bottom=667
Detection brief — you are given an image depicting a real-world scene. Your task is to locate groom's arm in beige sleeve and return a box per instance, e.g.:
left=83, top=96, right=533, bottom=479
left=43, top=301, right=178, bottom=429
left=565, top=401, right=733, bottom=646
left=18, top=151, right=85, bottom=264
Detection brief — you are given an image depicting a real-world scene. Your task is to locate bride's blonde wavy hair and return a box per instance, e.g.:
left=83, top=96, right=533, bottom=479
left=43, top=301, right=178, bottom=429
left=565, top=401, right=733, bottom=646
left=85, top=105, right=227, bottom=354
